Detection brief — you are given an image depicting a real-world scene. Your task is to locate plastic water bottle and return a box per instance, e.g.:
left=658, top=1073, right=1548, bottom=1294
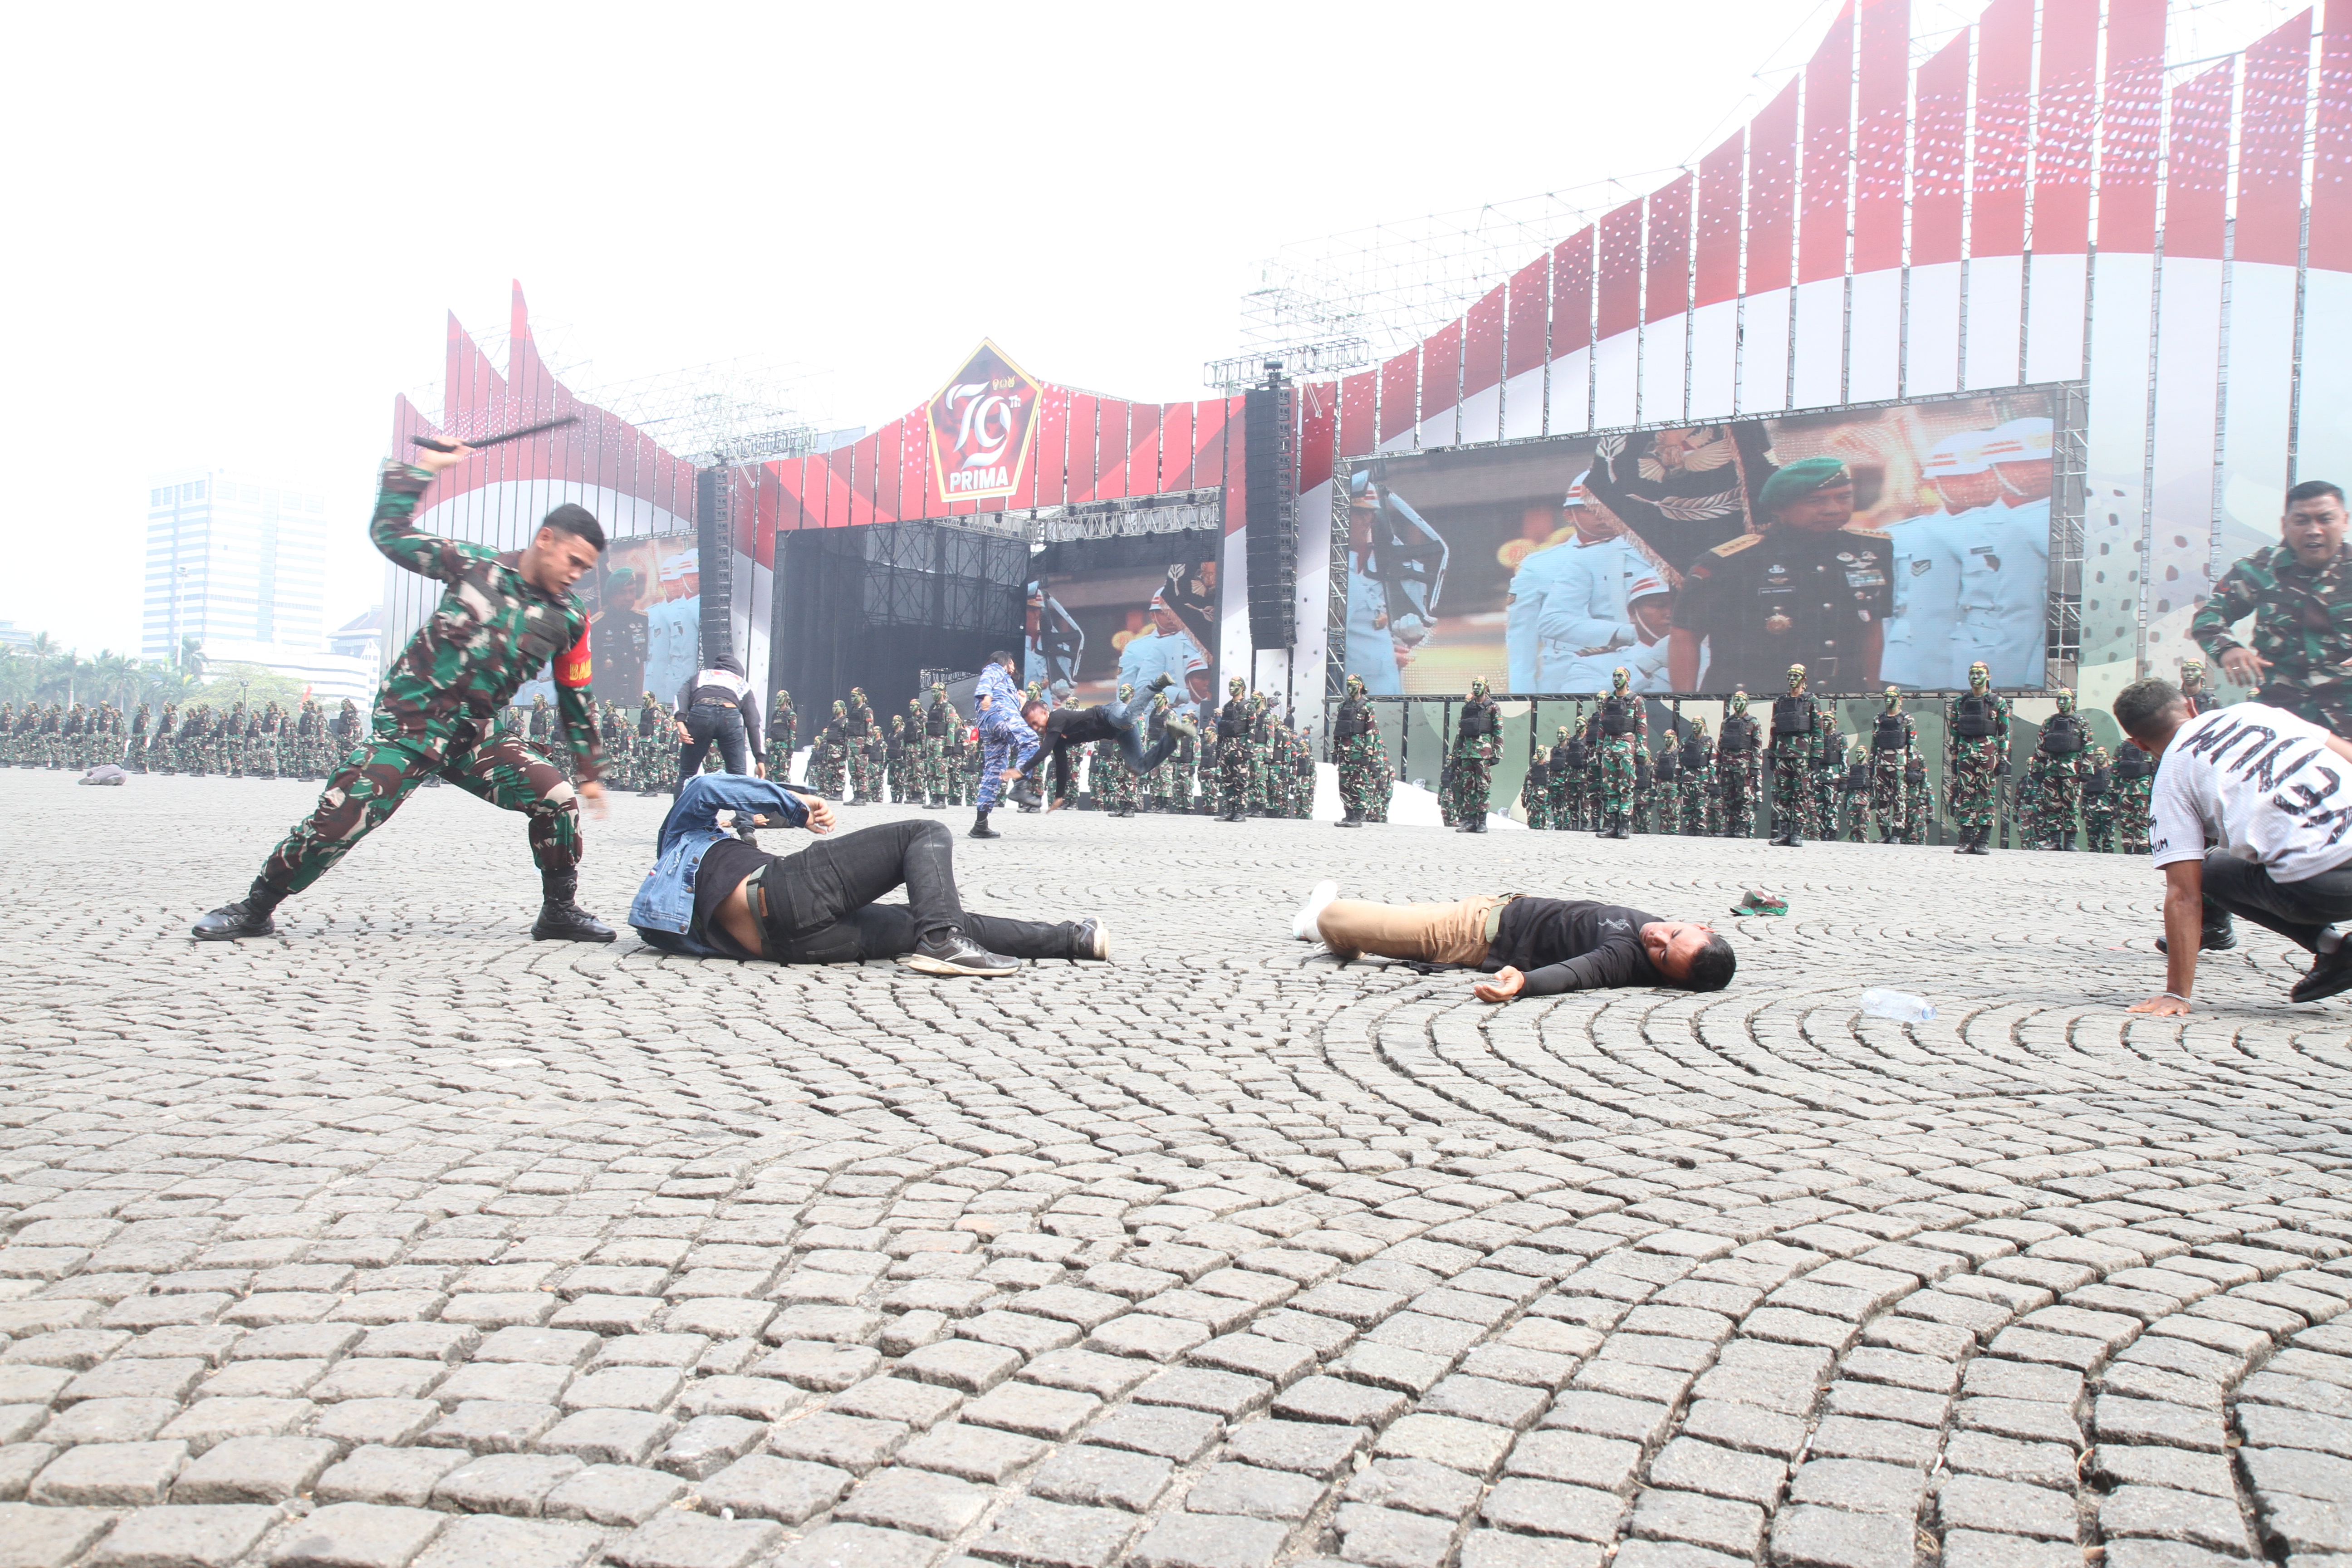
left=1860, top=988, right=1936, bottom=1023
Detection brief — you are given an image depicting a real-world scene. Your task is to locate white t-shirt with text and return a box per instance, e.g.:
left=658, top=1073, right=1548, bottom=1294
left=2149, top=702, right=2352, bottom=883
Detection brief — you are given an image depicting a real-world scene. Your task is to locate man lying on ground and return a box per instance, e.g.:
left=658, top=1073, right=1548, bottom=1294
left=1010, top=674, right=1196, bottom=810
left=2114, top=676, right=2352, bottom=1013
left=630, top=773, right=1108, bottom=975
left=1288, top=882, right=1734, bottom=997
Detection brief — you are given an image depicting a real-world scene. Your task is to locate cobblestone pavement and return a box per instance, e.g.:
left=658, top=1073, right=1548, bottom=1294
left=2, top=769, right=2350, bottom=1568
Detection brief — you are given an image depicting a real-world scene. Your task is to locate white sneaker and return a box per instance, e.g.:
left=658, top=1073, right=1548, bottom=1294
left=1292, top=880, right=1338, bottom=942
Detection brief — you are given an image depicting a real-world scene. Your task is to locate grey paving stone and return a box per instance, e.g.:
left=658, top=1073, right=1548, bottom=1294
left=769, top=1524, right=944, bottom=1568
left=1503, top=1429, right=1642, bottom=1492
left=766, top=1411, right=909, bottom=1473
left=1647, top=1437, right=1785, bottom=1506
left=1220, top=1416, right=1367, bottom=1478
left=1029, top=1442, right=1176, bottom=1511
left=1627, top=1488, right=1765, bottom=1557
left=695, top=1453, right=854, bottom=1523
left=969, top=1496, right=1139, bottom=1568
left=2099, top=1484, right=2254, bottom=1555
left=961, top=1380, right=1102, bottom=1439
left=1129, top=1512, right=1291, bottom=1568
left=1374, top=1411, right=1514, bottom=1475
left=267, top=1502, right=449, bottom=1568
left=86, top=1503, right=280, bottom=1568
left=172, top=1434, right=337, bottom=1502
left=1084, top=1402, right=1224, bottom=1463
left=541, top=1461, right=686, bottom=1525
left=1766, top=1503, right=1916, bottom=1568
left=1935, top=1473, right=2081, bottom=1540
left=1480, top=1478, right=1626, bottom=1542
left=29, top=1438, right=188, bottom=1504
left=317, top=1446, right=471, bottom=1508
left=1185, top=1460, right=1320, bottom=1520
left=1344, top=1456, right=1483, bottom=1518
left=1937, top=1531, right=2088, bottom=1568
left=604, top=1509, right=784, bottom=1568
left=311, top=1400, right=441, bottom=1452
left=0, top=1501, right=113, bottom=1568
left=837, top=1463, right=993, bottom=1536
left=894, top=1420, right=1046, bottom=1483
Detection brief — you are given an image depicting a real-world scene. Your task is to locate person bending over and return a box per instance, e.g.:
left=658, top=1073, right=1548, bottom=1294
left=631, top=772, right=1108, bottom=975
left=673, top=652, right=764, bottom=792
left=2115, top=677, right=2352, bottom=1012
left=1287, top=882, right=1734, bottom=997
left=194, top=440, right=614, bottom=943
left=1011, top=676, right=1196, bottom=810
left=968, top=652, right=1040, bottom=839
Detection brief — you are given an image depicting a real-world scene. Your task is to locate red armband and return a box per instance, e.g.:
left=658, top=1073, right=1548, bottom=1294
left=555, top=624, right=592, bottom=689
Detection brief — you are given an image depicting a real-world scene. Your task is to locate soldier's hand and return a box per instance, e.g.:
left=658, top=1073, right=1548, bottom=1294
left=1474, top=967, right=1526, bottom=1004
left=2219, top=647, right=2267, bottom=686
left=578, top=779, right=608, bottom=820
left=414, top=440, right=473, bottom=475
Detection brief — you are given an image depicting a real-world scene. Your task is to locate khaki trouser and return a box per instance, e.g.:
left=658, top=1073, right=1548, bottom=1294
left=1317, top=895, right=1504, bottom=965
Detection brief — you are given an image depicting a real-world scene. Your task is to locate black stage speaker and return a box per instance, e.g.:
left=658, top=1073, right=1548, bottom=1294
left=695, top=466, right=735, bottom=667
left=1244, top=375, right=1297, bottom=652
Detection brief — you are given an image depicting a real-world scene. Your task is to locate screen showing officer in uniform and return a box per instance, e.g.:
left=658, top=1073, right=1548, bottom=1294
left=1339, top=386, right=2066, bottom=696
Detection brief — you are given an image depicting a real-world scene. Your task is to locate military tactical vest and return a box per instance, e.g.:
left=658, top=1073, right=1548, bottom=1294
left=1680, top=738, right=1705, bottom=771
left=1950, top=692, right=1997, bottom=739
left=2115, top=746, right=2153, bottom=780
left=1600, top=695, right=1638, bottom=736
left=1217, top=700, right=1247, bottom=740
left=2084, top=766, right=2112, bottom=798
left=2038, top=715, right=2086, bottom=755
left=1720, top=714, right=1758, bottom=753
left=1655, top=750, right=1680, bottom=781
left=1772, top=695, right=1814, bottom=735
left=926, top=703, right=949, bottom=738
left=1458, top=701, right=1498, bottom=738
left=1563, top=738, right=1588, bottom=768
left=1872, top=712, right=1907, bottom=751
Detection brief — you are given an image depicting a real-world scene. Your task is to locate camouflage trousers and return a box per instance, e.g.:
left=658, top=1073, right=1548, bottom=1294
left=1093, top=741, right=1138, bottom=813
left=1949, top=738, right=2001, bottom=830
left=1597, top=738, right=1637, bottom=825
left=2260, top=684, right=2352, bottom=740
left=1337, top=733, right=1388, bottom=821
left=1219, top=740, right=1252, bottom=816
left=1770, top=750, right=1812, bottom=838
left=2033, top=767, right=2082, bottom=848
left=1450, top=746, right=1494, bottom=823
left=1870, top=755, right=1909, bottom=842
left=1842, top=789, right=1870, bottom=841
left=258, top=720, right=578, bottom=899
left=2082, top=801, right=2118, bottom=853
left=1680, top=766, right=1717, bottom=836
left=850, top=749, right=882, bottom=801
left=916, top=737, right=945, bottom=800
left=2120, top=778, right=2153, bottom=853
left=1521, top=778, right=1550, bottom=830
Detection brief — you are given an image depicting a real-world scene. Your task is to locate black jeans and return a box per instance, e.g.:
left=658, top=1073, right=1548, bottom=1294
left=2200, top=850, right=2352, bottom=953
left=773, top=906, right=1076, bottom=964
left=766, top=818, right=965, bottom=949
left=678, top=704, right=750, bottom=791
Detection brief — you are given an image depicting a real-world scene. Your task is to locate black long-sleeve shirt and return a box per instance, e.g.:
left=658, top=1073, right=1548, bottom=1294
left=1485, top=897, right=1665, bottom=995
left=1019, top=706, right=1120, bottom=796
left=676, top=667, right=764, bottom=754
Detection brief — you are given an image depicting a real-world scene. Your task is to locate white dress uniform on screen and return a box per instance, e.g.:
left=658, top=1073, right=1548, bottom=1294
left=1952, top=417, right=2055, bottom=688
left=1345, top=559, right=1404, bottom=695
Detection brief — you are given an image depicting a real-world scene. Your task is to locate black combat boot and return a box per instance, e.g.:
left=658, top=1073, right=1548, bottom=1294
left=533, top=872, right=615, bottom=942
left=970, top=808, right=1000, bottom=839
left=1338, top=808, right=1363, bottom=828
left=192, top=879, right=284, bottom=941
left=1608, top=814, right=1631, bottom=840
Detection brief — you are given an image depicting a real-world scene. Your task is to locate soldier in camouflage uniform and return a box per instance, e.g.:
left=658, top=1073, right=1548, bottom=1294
left=192, top=449, right=614, bottom=943
left=1902, top=755, right=1933, bottom=844
left=2190, top=480, right=2352, bottom=734
left=2115, top=740, right=2155, bottom=853
left=1677, top=719, right=1717, bottom=836
left=1944, top=661, right=2009, bottom=855
left=1333, top=673, right=1385, bottom=828
left=919, top=685, right=949, bottom=807
left=1214, top=676, right=1253, bottom=822
left=1521, top=747, right=1551, bottom=830
left=1649, top=732, right=1680, bottom=836
left=2028, top=688, right=2092, bottom=850
left=1447, top=678, right=1500, bottom=832
left=843, top=688, right=877, bottom=802
left=1545, top=725, right=1579, bottom=829
left=1715, top=691, right=1760, bottom=838
left=1766, top=666, right=1826, bottom=848
left=767, top=690, right=796, bottom=782
left=1866, top=687, right=1916, bottom=844
left=2079, top=745, right=2119, bottom=853
left=1590, top=677, right=1646, bottom=846
left=1091, top=684, right=1142, bottom=817
left=1838, top=745, right=1872, bottom=842
left=943, top=706, right=970, bottom=806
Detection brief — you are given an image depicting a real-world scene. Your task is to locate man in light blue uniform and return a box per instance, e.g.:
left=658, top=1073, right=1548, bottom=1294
left=644, top=560, right=702, bottom=709
left=1509, top=475, right=1647, bottom=692
left=1956, top=416, right=2053, bottom=688
left=1116, top=603, right=1201, bottom=699
left=1878, top=431, right=1988, bottom=689
left=1343, top=476, right=1406, bottom=694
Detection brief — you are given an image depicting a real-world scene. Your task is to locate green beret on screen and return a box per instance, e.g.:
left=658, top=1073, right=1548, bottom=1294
left=1757, top=456, right=1850, bottom=514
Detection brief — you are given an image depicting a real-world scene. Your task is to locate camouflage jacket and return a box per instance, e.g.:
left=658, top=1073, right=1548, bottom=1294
left=2191, top=542, right=2352, bottom=692
left=370, top=462, right=601, bottom=779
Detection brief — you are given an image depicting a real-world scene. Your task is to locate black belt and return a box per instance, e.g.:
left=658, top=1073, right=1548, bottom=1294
left=693, top=700, right=737, bottom=710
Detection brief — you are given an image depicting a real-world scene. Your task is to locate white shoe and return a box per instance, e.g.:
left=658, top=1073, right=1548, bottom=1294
left=1292, top=880, right=1338, bottom=942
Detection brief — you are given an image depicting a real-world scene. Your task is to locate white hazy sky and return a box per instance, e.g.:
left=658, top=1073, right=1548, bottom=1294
left=0, top=0, right=1852, bottom=656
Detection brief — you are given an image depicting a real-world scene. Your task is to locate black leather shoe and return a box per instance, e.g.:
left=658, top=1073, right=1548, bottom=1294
left=903, top=931, right=1021, bottom=976
left=969, top=811, right=1000, bottom=839
left=533, top=898, right=615, bottom=942
left=2156, top=916, right=2237, bottom=954
left=192, top=898, right=278, bottom=941
left=2290, top=940, right=2352, bottom=1003
left=1338, top=810, right=1363, bottom=828
left=1961, top=828, right=1991, bottom=855
left=1608, top=818, right=1631, bottom=840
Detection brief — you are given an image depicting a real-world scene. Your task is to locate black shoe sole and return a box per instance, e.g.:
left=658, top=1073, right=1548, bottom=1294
left=2290, top=950, right=2352, bottom=1002
left=192, top=922, right=275, bottom=941
left=533, top=925, right=617, bottom=943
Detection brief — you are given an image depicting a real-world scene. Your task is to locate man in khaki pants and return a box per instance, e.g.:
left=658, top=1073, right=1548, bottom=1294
left=1292, top=883, right=1733, bottom=999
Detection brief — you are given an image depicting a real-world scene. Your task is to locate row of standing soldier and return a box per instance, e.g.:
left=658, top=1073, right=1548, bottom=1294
left=1331, top=657, right=2155, bottom=851
left=1, top=698, right=365, bottom=778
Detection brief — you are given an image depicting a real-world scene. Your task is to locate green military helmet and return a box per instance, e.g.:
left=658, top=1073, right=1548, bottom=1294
left=1470, top=677, right=1491, bottom=698
left=1153, top=692, right=1168, bottom=710
left=1729, top=689, right=1749, bottom=714
left=2180, top=658, right=2206, bottom=688
left=2092, top=745, right=2111, bottom=764
left=1883, top=685, right=1902, bottom=712
left=931, top=682, right=945, bottom=695
left=1593, top=691, right=1607, bottom=703
left=642, top=690, right=657, bottom=704
left=1119, top=682, right=1133, bottom=701
left=891, top=714, right=905, bottom=730
left=2055, top=687, right=2076, bottom=713
left=1968, top=661, right=1990, bottom=691
left=1229, top=676, right=1246, bottom=695
left=1556, top=725, right=1572, bottom=742
left=832, top=699, right=846, bottom=715
left=1346, top=673, right=1367, bottom=695
left=1786, top=664, right=1807, bottom=693
left=1690, top=715, right=1710, bottom=736
left=1611, top=666, right=1630, bottom=693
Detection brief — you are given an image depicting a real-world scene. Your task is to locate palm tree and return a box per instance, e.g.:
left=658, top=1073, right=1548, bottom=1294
left=92, top=652, right=138, bottom=710
left=26, top=633, right=58, bottom=697
left=178, top=635, right=207, bottom=686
